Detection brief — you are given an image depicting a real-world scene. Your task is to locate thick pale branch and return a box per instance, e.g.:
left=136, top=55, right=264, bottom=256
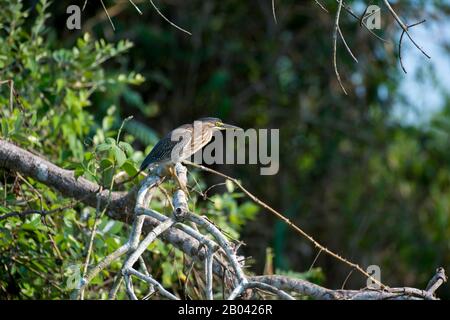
left=0, top=139, right=209, bottom=263
left=0, top=139, right=445, bottom=300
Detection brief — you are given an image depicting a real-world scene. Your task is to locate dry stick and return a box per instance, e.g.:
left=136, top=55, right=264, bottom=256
left=10, top=257, right=65, bottom=293
left=149, top=0, right=192, bottom=35
left=80, top=186, right=104, bottom=300
left=338, top=26, right=358, bottom=63
left=159, top=185, right=175, bottom=211
left=426, top=267, right=447, bottom=295
left=202, top=182, right=227, bottom=200
left=127, top=268, right=179, bottom=300
left=78, top=117, right=134, bottom=299
left=272, top=0, right=277, bottom=24
left=359, top=5, right=380, bottom=26
left=41, top=217, right=64, bottom=261
left=382, top=0, right=407, bottom=30
left=341, top=268, right=355, bottom=289
left=128, top=0, right=143, bottom=15
left=139, top=256, right=156, bottom=298
left=184, top=160, right=386, bottom=289
left=108, top=275, right=123, bottom=299
left=399, top=20, right=427, bottom=74
left=358, top=5, right=369, bottom=26
left=75, top=243, right=130, bottom=300
left=308, top=249, right=323, bottom=271
left=100, top=0, right=115, bottom=31
left=204, top=251, right=214, bottom=300
left=314, top=0, right=329, bottom=13
left=80, top=170, right=115, bottom=299
left=0, top=202, right=78, bottom=220
left=332, top=0, right=348, bottom=95
left=382, top=0, right=430, bottom=60
left=228, top=281, right=294, bottom=300
left=339, top=1, right=387, bottom=43
left=11, top=172, right=70, bottom=261
left=359, top=5, right=381, bottom=28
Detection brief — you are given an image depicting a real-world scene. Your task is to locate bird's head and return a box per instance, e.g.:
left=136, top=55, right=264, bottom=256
left=196, top=117, right=241, bottom=131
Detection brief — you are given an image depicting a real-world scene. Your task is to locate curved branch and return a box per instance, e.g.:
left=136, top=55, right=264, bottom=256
left=0, top=139, right=445, bottom=300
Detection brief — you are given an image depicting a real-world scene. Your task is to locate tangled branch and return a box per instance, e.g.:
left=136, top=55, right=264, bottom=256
left=323, top=0, right=431, bottom=93
left=0, top=139, right=446, bottom=299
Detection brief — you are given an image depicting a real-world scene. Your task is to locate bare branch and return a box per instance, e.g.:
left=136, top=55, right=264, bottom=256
left=183, top=160, right=385, bottom=290
left=314, top=0, right=329, bottom=13
left=382, top=0, right=430, bottom=67
left=149, top=0, right=192, bottom=36
left=128, top=0, right=143, bottom=15
left=399, top=20, right=427, bottom=73
left=100, top=0, right=116, bottom=31
left=1, top=139, right=445, bottom=300
left=338, top=26, right=358, bottom=63
left=426, top=267, right=447, bottom=295
left=333, top=0, right=348, bottom=95
left=272, top=0, right=278, bottom=24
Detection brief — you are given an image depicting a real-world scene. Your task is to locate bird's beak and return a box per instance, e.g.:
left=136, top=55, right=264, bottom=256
left=219, top=123, right=242, bottom=130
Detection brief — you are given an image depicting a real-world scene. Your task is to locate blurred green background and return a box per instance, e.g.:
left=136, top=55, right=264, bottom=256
left=1, top=0, right=450, bottom=299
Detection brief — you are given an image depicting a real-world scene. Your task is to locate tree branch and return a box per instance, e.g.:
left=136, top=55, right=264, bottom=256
left=0, top=139, right=445, bottom=300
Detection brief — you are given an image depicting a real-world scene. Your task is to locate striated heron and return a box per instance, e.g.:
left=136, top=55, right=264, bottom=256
left=140, top=117, right=241, bottom=173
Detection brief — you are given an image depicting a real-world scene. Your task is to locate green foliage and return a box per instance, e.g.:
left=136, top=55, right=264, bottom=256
left=0, top=0, right=141, bottom=298
left=0, top=1, right=260, bottom=299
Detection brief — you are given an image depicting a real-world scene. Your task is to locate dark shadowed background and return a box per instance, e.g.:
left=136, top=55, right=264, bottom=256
left=1, top=0, right=450, bottom=299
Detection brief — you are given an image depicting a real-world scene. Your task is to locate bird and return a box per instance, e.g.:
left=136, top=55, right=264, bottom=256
left=140, top=117, right=241, bottom=173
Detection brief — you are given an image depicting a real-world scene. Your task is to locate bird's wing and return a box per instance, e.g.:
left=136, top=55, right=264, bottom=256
left=140, top=127, right=192, bottom=171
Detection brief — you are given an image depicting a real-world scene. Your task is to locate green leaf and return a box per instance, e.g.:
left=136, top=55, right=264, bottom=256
left=96, top=143, right=111, bottom=152
left=121, top=160, right=137, bottom=176
left=1, top=118, right=9, bottom=137
left=84, top=152, right=94, bottom=161
left=14, top=113, right=23, bottom=133
left=100, top=158, right=114, bottom=170
left=118, top=141, right=133, bottom=157
left=238, top=201, right=259, bottom=219
left=112, top=145, right=126, bottom=167
left=105, top=137, right=116, bottom=145
left=74, top=167, right=85, bottom=179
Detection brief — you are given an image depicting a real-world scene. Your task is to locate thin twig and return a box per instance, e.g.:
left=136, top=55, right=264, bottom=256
left=341, top=268, right=355, bottom=289
left=272, top=0, right=277, bottom=24
left=100, top=0, right=116, bottom=31
left=338, top=26, right=358, bottom=63
left=314, top=0, right=329, bottom=13
left=149, top=0, right=192, bottom=35
left=0, top=201, right=79, bottom=221
left=184, top=160, right=385, bottom=289
left=399, top=20, right=427, bottom=73
left=128, top=0, right=143, bottom=15
left=339, top=1, right=387, bottom=43
left=425, top=267, right=447, bottom=295
left=382, top=0, right=430, bottom=65
left=308, top=249, right=323, bottom=271
left=333, top=0, right=348, bottom=95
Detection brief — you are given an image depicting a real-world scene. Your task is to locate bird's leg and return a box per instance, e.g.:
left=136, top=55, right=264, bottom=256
left=168, top=166, right=190, bottom=196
